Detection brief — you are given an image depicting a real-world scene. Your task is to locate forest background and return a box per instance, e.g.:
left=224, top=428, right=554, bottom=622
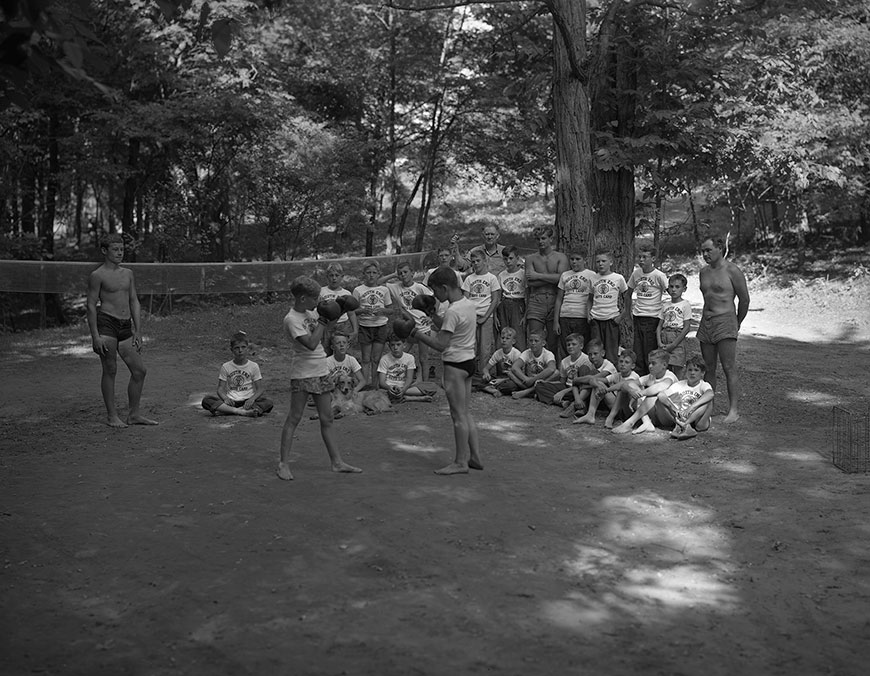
left=1, top=0, right=869, bottom=324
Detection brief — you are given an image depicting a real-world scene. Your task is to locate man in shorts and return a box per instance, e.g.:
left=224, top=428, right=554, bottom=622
left=524, top=225, right=568, bottom=356
left=698, top=237, right=750, bottom=423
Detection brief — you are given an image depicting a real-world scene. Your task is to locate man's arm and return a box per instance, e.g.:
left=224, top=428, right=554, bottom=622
left=553, top=288, right=564, bottom=334
left=731, top=264, right=750, bottom=327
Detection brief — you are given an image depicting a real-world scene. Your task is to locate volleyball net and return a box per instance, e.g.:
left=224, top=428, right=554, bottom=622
left=0, top=251, right=440, bottom=295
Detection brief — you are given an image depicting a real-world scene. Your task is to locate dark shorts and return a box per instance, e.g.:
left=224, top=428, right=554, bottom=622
left=358, top=324, right=389, bottom=346
left=97, top=311, right=133, bottom=342
left=444, top=359, right=476, bottom=378
left=660, top=328, right=687, bottom=367
left=290, top=376, right=335, bottom=394
left=697, top=313, right=738, bottom=344
left=526, top=289, right=557, bottom=323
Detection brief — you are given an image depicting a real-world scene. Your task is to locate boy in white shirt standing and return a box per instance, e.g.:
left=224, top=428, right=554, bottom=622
left=589, top=250, right=628, bottom=365
left=624, top=243, right=669, bottom=375
left=462, top=251, right=502, bottom=375
left=353, top=261, right=393, bottom=387
left=658, top=273, right=693, bottom=380
left=496, top=245, right=527, bottom=350
left=554, top=252, right=596, bottom=358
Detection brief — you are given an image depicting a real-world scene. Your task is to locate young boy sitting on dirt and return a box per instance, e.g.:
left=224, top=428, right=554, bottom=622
left=325, top=332, right=366, bottom=392
left=612, top=348, right=678, bottom=435
left=533, top=332, right=594, bottom=417
left=568, top=338, right=616, bottom=417
left=573, top=349, right=640, bottom=428
left=480, top=326, right=523, bottom=397
left=656, top=354, right=714, bottom=439
left=202, top=331, right=274, bottom=417
left=377, top=332, right=436, bottom=402
left=509, top=332, right=557, bottom=399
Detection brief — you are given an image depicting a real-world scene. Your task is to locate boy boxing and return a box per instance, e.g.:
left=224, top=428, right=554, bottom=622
left=86, top=233, right=158, bottom=428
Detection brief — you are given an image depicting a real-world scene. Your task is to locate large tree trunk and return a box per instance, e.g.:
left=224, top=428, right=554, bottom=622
left=122, top=138, right=140, bottom=260
left=546, top=0, right=594, bottom=256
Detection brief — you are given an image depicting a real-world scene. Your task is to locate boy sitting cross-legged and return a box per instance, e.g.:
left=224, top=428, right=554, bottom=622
left=378, top=332, right=436, bottom=402
left=656, top=354, right=714, bottom=439
left=480, top=326, right=523, bottom=397
left=325, top=332, right=366, bottom=392
left=533, top=333, right=594, bottom=417
left=568, top=338, right=616, bottom=416
left=573, top=348, right=640, bottom=427
left=612, top=348, right=678, bottom=435
left=509, top=332, right=557, bottom=399
left=202, top=331, right=274, bottom=417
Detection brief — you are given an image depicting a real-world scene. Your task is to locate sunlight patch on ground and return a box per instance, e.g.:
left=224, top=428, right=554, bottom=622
left=476, top=419, right=550, bottom=448
left=389, top=440, right=445, bottom=455
left=188, top=392, right=210, bottom=407
left=542, top=491, right=737, bottom=630
left=717, top=461, right=757, bottom=474
left=785, top=389, right=841, bottom=407
left=404, top=485, right=482, bottom=503
left=772, top=450, right=825, bottom=464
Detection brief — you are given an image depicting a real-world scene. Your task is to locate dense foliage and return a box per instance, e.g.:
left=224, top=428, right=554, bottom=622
left=1, top=0, right=867, bottom=266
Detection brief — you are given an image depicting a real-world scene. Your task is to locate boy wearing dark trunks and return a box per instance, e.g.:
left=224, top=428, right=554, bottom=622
left=86, top=234, right=158, bottom=428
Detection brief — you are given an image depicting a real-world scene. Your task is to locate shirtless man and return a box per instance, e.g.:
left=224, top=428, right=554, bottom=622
left=86, top=234, right=158, bottom=428
left=698, top=237, right=750, bottom=424
left=524, top=226, right=569, bottom=355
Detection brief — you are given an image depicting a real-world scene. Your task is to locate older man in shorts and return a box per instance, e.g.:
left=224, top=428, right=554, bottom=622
left=698, top=237, right=750, bottom=424
left=524, top=226, right=569, bottom=356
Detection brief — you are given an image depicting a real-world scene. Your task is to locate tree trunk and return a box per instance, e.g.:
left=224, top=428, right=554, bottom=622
left=122, top=138, right=140, bottom=260
left=546, top=0, right=594, bottom=256
left=41, top=111, right=60, bottom=258
left=74, top=178, right=84, bottom=246
left=21, top=164, right=37, bottom=237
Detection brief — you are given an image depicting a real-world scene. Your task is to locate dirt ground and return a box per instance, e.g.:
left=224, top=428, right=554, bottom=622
left=1, top=273, right=869, bottom=676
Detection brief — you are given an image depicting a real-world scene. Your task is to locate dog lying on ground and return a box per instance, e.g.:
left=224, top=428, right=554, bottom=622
left=331, top=373, right=395, bottom=417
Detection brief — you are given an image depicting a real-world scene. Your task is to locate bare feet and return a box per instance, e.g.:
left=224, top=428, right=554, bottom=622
left=107, top=417, right=128, bottom=428
left=276, top=462, right=294, bottom=480
left=670, top=424, right=684, bottom=439
left=468, top=458, right=484, bottom=471
left=676, top=424, right=697, bottom=439
left=559, top=404, right=575, bottom=418
left=604, top=418, right=615, bottom=429
left=631, top=419, right=655, bottom=435
left=332, top=461, right=362, bottom=473
left=572, top=414, right=595, bottom=425
left=434, top=462, right=469, bottom=475
left=127, top=415, right=158, bottom=425
left=723, top=411, right=740, bottom=424
left=612, top=421, right=633, bottom=434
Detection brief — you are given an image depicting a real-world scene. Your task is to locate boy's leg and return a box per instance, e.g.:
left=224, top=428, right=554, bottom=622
left=604, top=391, right=624, bottom=428
left=98, top=339, right=126, bottom=427
left=436, top=366, right=481, bottom=475
left=613, top=394, right=658, bottom=434
left=604, top=319, right=620, bottom=365
left=117, top=339, right=157, bottom=425
left=277, top=391, right=309, bottom=480
left=360, top=341, right=373, bottom=388
left=417, top=341, right=430, bottom=382
left=574, top=390, right=601, bottom=424
left=370, top=340, right=386, bottom=387
left=684, top=401, right=713, bottom=431
left=312, top=391, right=362, bottom=473
left=253, top=395, right=274, bottom=415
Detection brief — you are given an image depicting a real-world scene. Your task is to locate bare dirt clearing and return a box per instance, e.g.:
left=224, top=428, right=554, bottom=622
left=1, top=274, right=869, bottom=676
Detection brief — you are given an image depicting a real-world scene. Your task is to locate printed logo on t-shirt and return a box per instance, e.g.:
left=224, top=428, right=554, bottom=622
left=385, top=362, right=408, bottom=385
left=662, top=305, right=685, bottom=330
left=668, top=388, right=704, bottom=413
left=501, top=275, right=523, bottom=295
left=227, top=369, right=252, bottom=393
left=359, top=288, right=387, bottom=309
left=304, top=315, right=319, bottom=333
left=564, top=275, right=591, bottom=294
left=467, top=278, right=493, bottom=297
left=527, top=356, right=546, bottom=374
left=595, top=279, right=619, bottom=297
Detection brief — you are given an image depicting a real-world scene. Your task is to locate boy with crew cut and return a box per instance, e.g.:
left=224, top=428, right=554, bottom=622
left=624, top=243, right=669, bottom=375
left=534, top=332, right=594, bottom=416
left=497, top=245, right=527, bottom=351
left=656, top=354, right=714, bottom=439
left=574, top=348, right=640, bottom=427
left=202, top=331, right=274, bottom=417
left=325, top=332, right=366, bottom=392
left=462, top=250, right=502, bottom=375
left=378, top=333, right=435, bottom=402
left=590, top=249, right=628, bottom=365
left=277, top=276, right=362, bottom=480
left=480, top=326, right=523, bottom=397
left=554, top=252, right=596, bottom=357
left=569, top=337, right=616, bottom=416
left=658, top=273, right=693, bottom=380
left=86, top=233, right=158, bottom=428
left=318, top=263, right=358, bottom=354
left=353, top=261, right=393, bottom=387
left=612, top=348, right=677, bottom=435
left=509, top=332, right=557, bottom=399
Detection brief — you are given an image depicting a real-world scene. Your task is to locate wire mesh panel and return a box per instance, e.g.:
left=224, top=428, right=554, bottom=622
left=831, top=406, right=870, bottom=473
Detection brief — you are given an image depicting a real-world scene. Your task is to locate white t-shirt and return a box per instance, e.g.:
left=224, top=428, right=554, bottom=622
left=353, top=284, right=392, bottom=328
left=559, top=352, right=593, bottom=385
left=387, top=281, right=431, bottom=313
left=595, top=358, right=617, bottom=376
left=518, top=347, right=556, bottom=375
left=218, top=359, right=262, bottom=402
left=283, top=308, right=328, bottom=379
left=606, top=370, right=641, bottom=387
left=660, top=299, right=693, bottom=332
left=590, top=272, right=628, bottom=320
left=440, top=297, right=477, bottom=362
left=487, top=346, right=523, bottom=369
left=663, top=379, right=713, bottom=415
left=462, top=272, right=501, bottom=317
left=318, top=286, right=353, bottom=324
left=468, top=244, right=506, bottom=274
left=627, top=268, right=669, bottom=317
left=325, top=354, right=362, bottom=381
left=378, top=351, right=417, bottom=388
left=639, top=369, right=678, bottom=391
left=498, top=268, right=526, bottom=300
left=558, top=269, right=596, bottom=318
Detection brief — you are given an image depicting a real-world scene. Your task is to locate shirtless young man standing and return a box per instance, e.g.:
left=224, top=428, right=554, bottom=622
left=524, top=226, right=569, bottom=356
left=698, top=237, right=750, bottom=424
left=86, top=234, right=158, bottom=428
